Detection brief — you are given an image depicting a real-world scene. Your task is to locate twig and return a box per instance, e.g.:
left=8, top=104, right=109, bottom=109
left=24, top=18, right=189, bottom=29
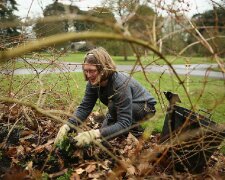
left=48, top=168, right=68, bottom=178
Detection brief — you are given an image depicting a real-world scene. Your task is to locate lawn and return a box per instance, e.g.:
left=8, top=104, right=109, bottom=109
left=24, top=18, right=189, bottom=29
left=21, top=51, right=221, bottom=64
left=60, top=52, right=218, bottom=65
left=1, top=70, right=224, bottom=134
left=4, top=52, right=222, bottom=71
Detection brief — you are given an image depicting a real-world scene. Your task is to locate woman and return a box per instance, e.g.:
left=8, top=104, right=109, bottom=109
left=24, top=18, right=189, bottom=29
left=54, top=47, right=156, bottom=147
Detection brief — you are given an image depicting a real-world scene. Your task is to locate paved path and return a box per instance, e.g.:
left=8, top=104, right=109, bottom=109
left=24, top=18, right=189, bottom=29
left=1, top=59, right=224, bottom=79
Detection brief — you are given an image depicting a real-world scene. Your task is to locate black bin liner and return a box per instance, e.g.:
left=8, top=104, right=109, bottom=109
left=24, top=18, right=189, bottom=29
left=159, top=105, right=225, bottom=173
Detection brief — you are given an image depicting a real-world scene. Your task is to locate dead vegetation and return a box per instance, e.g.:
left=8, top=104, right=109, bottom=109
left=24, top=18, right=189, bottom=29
left=0, top=104, right=225, bottom=179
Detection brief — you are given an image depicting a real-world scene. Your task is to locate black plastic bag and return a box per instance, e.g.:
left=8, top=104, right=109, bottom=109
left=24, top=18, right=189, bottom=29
left=159, top=105, right=225, bottom=173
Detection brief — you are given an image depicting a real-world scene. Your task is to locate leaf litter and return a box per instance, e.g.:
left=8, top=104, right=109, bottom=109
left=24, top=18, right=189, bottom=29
left=0, top=108, right=225, bottom=179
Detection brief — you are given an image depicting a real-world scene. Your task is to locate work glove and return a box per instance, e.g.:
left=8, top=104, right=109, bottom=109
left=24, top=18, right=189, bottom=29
left=74, top=129, right=101, bottom=147
left=54, top=124, right=70, bottom=145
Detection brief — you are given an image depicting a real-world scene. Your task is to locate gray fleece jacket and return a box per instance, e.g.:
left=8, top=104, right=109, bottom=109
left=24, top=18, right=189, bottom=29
left=69, top=72, right=156, bottom=138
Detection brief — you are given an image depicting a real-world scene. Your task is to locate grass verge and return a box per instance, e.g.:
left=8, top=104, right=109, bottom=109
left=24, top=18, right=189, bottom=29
left=1, top=71, right=224, bottom=131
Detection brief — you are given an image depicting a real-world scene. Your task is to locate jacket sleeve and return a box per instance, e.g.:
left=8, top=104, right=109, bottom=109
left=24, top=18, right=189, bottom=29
left=68, top=82, right=98, bottom=126
left=100, top=83, right=133, bottom=138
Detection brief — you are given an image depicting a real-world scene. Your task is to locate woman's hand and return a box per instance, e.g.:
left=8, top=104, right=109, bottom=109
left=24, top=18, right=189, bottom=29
left=54, top=124, right=70, bottom=145
left=74, top=129, right=101, bottom=147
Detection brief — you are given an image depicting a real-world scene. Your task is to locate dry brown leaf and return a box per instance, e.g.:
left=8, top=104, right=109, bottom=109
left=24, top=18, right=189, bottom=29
left=126, top=133, right=139, bottom=146
left=127, top=164, right=136, bottom=175
left=9, top=104, right=20, bottom=117
left=11, top=157, right=19, bottom=164
left=32, top=139, right=54, bottom=153
left=6, top=147, right=17, bottom=157
left=33, top=145, right=45, bottom=153
left=48, top=169, right=68, bottom=179
left=57, top=154, right=65, bottom=169
left=31, top=169, right=43, bottom=179
left=75, top=168, right=85, bottom=175
left=20, top=130, right=33, bottom=138
left=25, top=146, right=32, bottom=153
left=2, top=168, right=29, bottom=180
left=85, top=164, right=96, bottom=173
left=25, top=161, right=33, bottom=174
left=101, top=160, right=110, bottom=170
left=31, top=143, right=37, bottom=148
left=88, top=172, right=103, bottom=179
left=211, top=155, right=219, bottom=162
left=45, top=144, right=53, bottom=151
left=17, top=145, right=25, bottom=156
left=20, top=139, right=31, bottom=146
left=70, top=172, right=80, bottom=180
left=92, top=111, right=100, bottom=116
left=73, top=149, right=84, bottom=159
left=137, top=161, right=151, bottom=175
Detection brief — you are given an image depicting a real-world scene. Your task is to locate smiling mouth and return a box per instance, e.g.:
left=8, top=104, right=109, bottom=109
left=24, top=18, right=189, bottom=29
left=89, top=79, right=96, bottom=83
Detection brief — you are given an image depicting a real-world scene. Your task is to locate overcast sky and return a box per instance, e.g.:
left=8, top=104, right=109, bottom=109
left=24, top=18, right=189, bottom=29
left=15, top=0, right=101, bottom=19
left=15, top=0, right=217, bottom=19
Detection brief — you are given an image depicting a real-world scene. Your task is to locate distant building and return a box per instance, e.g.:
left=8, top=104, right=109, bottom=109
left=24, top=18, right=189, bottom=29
left=70, top=41, right=87, bottom=51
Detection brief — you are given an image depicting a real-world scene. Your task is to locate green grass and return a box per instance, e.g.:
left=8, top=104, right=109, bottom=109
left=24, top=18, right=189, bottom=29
left=59, top=52, right=219, bottom=65
left=112, top=55, right=218, bottom=65
left=1, top=70, right=224, bottom=133
left=7, top=61, right=54, bottom=69
left=59, top=52, right=84, bottom=62
left=133, top=72, right=225, bottom=132
left=22, top=52, right=221, bottom=65
left=210, top=67, right=224, bottom=72
left=4, top=52, right=223, bottom=71
left=0, top=72, right=86, bottom=110
left=1, top=58, right=61, bottom=70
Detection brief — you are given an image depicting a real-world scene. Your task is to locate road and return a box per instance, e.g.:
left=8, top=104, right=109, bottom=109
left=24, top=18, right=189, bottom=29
left=1, top=60, right=224, bottom=79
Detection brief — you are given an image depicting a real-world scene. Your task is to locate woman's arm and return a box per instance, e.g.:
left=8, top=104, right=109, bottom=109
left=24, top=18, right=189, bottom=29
left=69, top=82, right=98, bottom=126
left=100, top=81, right=133, bottom=139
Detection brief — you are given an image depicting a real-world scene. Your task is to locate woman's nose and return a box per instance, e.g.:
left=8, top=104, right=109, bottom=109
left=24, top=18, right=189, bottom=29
left=86, top=72, right=92, bottom=77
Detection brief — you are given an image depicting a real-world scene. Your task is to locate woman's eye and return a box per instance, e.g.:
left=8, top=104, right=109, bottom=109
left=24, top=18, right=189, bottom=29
left=84, top=70, right=97, bottom=74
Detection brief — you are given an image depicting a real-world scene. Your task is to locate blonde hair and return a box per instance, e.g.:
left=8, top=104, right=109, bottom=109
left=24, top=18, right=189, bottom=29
left=82, top=47, right=116, bottom=81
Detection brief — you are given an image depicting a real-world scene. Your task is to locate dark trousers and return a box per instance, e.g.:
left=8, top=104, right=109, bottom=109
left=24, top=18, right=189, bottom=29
left=101, top=101, right=156, bottom=137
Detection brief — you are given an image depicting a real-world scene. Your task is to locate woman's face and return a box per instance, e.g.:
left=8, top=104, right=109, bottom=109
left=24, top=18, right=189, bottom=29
left=83, top=64, right=100, bottom=85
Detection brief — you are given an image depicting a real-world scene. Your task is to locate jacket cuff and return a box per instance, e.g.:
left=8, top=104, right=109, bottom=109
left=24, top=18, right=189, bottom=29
left=68, top=117, right=80, bottom=127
